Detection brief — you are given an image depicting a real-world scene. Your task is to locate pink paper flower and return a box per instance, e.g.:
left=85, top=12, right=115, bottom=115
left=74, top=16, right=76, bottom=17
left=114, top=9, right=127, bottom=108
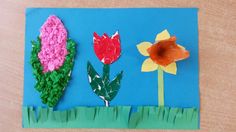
left=38, top=15, right=68, bottom=73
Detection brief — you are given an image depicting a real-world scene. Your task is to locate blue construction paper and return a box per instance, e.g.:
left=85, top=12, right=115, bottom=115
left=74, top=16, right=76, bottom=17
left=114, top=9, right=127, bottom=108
left=24, top=8, right=199, bottom=111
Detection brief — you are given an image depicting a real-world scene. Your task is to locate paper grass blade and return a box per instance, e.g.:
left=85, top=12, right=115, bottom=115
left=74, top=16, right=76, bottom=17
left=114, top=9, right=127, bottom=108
left=87, top=31, right=123, bottom=107
left=137, top=29, right=189, bottom=106
left=30, top=15, right=76, bottom=107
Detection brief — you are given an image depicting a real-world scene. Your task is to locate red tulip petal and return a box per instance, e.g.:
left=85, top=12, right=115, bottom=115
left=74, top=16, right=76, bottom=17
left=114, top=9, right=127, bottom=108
left=93, top=31, right=121, bottom=64
left=93, top=32, right=101, bottom=40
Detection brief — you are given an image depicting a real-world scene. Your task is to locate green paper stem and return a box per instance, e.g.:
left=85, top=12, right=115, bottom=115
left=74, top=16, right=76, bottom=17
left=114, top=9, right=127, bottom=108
left=104, top=100, right=109, bottom=107
left=103, top=64, right=110, bottom=83
left=158, top=69, right=164, bottom=106
left=103, top=64, right=110, bottom=107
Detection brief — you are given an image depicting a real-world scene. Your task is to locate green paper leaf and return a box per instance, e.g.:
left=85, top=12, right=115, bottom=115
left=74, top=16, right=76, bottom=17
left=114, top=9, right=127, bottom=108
left=87, top=62, right=105, bottom=98
left=106, top=71, right=123, bottom=101
left=87, top=62, right=123, bottom=102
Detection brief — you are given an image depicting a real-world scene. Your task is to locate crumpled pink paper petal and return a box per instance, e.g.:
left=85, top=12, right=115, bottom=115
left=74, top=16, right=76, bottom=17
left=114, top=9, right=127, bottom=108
left=38, top=15, right=68, bottom=73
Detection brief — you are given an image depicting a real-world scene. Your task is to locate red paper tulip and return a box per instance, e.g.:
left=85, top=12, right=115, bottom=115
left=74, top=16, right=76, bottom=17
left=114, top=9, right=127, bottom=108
left=89, top=31, right=123, bottom=107
left=93, top=31, right=121, bottom=64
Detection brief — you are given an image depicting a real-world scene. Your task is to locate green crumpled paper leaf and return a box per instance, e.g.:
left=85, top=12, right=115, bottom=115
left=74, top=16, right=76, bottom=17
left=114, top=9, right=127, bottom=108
left=30, top=37, right=76, bottom=107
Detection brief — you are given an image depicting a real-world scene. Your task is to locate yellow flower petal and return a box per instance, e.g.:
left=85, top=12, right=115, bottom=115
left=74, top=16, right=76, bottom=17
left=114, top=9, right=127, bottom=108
left=141, top=58, right=158, bottom=72
left=160, top=62, right=177, bottom=75
left=177, top=44, right=185, bottom=49
left=137, top=42, right=152, bottom=56
left=155, top=29, right=170, bottom=42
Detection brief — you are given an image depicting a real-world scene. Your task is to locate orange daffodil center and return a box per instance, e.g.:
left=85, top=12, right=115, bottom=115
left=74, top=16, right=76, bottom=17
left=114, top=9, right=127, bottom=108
left=137, top=29, right=190, bottom=75
left=148, top=36, right=189, bottom=66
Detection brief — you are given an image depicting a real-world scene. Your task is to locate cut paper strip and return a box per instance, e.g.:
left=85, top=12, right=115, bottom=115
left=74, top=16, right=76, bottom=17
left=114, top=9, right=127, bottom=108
left=22, top=106, right=131, bottom=128
left=22, top=106, right=199, bottom=129
left=129, top=106, right=199, bottom=129
left=158, top=69, right=164, bottom=106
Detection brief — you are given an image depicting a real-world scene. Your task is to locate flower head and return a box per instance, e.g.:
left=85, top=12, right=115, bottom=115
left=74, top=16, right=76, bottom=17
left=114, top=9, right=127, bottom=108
left=38, top=15, right=68, bottom=73
left=148, top=36, right=189, bottom=66
left=93, top=31, right=121, bottom=64
left=137, top=29, right=190, bottom=75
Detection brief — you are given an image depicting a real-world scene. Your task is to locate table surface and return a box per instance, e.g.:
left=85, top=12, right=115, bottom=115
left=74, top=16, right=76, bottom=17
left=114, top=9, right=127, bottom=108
left=0, top=0, right=235, bottom=132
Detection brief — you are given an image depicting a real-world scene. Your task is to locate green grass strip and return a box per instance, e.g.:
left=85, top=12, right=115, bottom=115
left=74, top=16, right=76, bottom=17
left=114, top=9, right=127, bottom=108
left=22, top=106, right=199, bottom=129
left=129, top=106, right=199, bottom=129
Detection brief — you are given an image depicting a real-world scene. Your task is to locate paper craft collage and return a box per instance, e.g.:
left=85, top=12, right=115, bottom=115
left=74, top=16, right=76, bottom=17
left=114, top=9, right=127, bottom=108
left=23, top=8, right=199, bottom=129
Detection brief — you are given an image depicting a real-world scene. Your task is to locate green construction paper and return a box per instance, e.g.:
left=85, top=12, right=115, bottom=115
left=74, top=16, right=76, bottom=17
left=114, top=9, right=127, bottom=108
left=103, top=64, right=110, bottom=84
left=30, top=38, right=76, bottom=107
left=22, top=106, right=199, bottom=129
left=129, top=106, right=199, bottom=129
left=87, top=62, right=123, bottom=106
left=158, top=69, right=164, bottom=106
left=22, top=106, right=131, bottom=128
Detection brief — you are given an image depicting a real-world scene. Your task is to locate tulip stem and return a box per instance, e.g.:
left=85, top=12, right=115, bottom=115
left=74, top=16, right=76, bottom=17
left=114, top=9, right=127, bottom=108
left=103, top=64, right=110, bottom=107
left=103, top=64, right=110, bottom=83
left=158, top=69, right=164, bottom=106
left=104, top=100, right=109, bottom=107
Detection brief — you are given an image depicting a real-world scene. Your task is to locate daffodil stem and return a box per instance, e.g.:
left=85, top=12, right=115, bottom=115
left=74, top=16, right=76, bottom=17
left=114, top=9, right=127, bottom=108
left=158, top=69, right=164, bottom=106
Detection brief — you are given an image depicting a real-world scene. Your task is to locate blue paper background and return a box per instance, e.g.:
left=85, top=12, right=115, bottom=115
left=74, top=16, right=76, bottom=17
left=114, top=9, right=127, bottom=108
left=24, top=8, right=199, bottom=110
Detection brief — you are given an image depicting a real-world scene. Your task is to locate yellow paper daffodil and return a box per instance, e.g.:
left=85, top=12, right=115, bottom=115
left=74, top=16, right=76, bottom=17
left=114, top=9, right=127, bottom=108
left=136, top=29, right=190, bottom=106
left=137, top=29, right=190, bottom=74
